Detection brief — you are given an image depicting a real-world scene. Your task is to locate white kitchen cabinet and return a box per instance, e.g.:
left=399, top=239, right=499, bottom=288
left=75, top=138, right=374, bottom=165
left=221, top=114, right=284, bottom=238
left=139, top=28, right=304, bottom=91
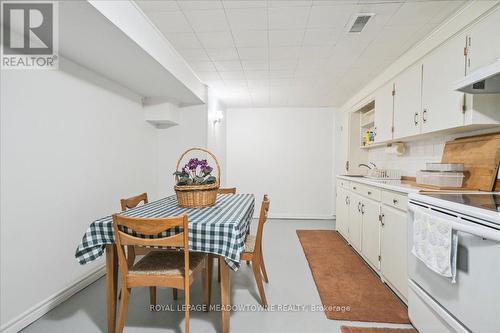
left=467, top=7, right=500, bottom=72
left=421, top=34, right=467, bottom=134
left=339, top=110, right=369, bottom=174
left=361, top=197, right=381, bottom=270
left=336, top=186, right=350, bottom=239
left=374, top=81, right=394, bottom=143
left=348, top=192, right=363, bottom=252
left=337, top=178, right=410, bottom=304
left=393, top=63, right=422, bottom=139
left=380, top=204, right=408, bottom=300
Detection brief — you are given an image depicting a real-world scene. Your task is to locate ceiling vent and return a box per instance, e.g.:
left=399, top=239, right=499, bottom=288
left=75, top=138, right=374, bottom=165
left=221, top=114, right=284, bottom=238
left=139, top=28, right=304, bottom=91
left=347, top=13, right=375, bottom=33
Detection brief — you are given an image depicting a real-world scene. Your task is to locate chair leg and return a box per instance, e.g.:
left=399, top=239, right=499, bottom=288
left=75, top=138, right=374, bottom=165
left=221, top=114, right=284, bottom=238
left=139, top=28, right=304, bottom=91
left=217, top=257, right=221, bottom=283
left=118, top=247, right=136, bottom=301
left=149, top=287, right=156, bottom=308
left=203, top=257, right=212, bottom=311
left=173, top=288, right=178, bottom=300
left=260, top=245, right=269, bottom=283
left=252, top=258, right=267, bottom=308
left=246, top=228, right=251, bottom=265
left=185, top=283, right=190, bottom=333
left=116, top=287, right=131, bottom=333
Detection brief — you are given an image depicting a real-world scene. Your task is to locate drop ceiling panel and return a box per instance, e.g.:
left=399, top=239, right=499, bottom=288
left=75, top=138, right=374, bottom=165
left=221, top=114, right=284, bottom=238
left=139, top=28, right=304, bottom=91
left=226, top=8, right=268, bottom=30
left=136, top=0, right=467, bottom=107
left=197, top=31, right=234, bottom=48
left=268, top=6, right=311, bottom=30
left=237, top=47, right=268, bottom=60
left=147, top=11, right=192, bottom=33
left=269, top=30, right=304, bottom=47
left=184, top=10, right=230, bottom=31
left=205, top=47, right=239, bottom=60
left=232, top=30, right=268, bottom=47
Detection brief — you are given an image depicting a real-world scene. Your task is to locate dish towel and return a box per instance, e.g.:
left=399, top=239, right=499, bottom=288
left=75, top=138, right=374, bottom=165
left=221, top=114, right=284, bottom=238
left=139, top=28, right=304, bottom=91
left=412, top=207, right=458, bottom=283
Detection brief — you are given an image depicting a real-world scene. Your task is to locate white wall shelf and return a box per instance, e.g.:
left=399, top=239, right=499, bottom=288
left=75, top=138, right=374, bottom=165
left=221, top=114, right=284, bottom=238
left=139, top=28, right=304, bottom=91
left=143, top=99, right=180, bottom=129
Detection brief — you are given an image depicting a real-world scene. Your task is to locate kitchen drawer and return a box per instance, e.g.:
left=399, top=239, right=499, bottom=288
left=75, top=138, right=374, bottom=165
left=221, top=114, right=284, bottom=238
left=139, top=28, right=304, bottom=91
left=381, top=190, right=408, bottom=211
left=351, top=183, right=381, bottom=201
left=337, top=179, right=350, bottom=189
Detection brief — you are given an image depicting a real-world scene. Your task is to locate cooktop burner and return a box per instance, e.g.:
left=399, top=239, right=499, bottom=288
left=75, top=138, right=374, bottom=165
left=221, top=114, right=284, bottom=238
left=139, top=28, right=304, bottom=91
left=421, top=193, right=500, bottom=213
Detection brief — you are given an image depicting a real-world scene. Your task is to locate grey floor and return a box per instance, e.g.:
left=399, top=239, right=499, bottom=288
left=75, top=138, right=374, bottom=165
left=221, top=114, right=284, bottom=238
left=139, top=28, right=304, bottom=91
left=22, top=219, right=413, bottom=333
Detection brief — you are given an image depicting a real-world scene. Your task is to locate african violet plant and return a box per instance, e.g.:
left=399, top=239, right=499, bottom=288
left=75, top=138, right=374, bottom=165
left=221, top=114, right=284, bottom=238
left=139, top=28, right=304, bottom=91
left=174, top=158, right=217, bottom=186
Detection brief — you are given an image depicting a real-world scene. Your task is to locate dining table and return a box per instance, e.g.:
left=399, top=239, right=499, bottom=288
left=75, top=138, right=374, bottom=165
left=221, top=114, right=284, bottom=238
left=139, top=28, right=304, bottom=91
left=75, top=193, right=255, bottom=333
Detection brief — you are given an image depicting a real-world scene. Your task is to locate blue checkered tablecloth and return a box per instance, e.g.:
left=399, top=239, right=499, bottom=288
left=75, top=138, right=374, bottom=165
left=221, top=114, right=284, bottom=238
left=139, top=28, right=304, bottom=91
left=75, top=193, right=255, bottom=271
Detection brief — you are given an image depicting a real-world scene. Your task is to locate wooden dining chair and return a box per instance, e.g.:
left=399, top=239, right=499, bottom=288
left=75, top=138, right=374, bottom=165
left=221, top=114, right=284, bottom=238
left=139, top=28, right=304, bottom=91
left=240, top=194, right=270, bottom=307
left=113, top=213, right=210, bottom=333
left=120, top=193, right=149, bottom=266
left=120, top=193, right=182, bottom=302
left=217, top=187, right=237, bottom=194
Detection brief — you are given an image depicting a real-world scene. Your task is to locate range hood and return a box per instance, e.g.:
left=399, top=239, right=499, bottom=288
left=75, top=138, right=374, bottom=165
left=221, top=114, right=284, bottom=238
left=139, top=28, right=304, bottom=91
left=454, top=59, right=500, bottom=94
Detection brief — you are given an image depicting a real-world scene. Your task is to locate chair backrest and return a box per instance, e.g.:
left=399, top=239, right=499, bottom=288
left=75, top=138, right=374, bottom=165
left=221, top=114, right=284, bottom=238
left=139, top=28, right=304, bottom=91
left=254, top=194, right=270, bottom=256
left=218, top=187, right=237, bottom=194
left=112, top=214, right=189, bottom=275
left=120, top=192, right=148, bottom=211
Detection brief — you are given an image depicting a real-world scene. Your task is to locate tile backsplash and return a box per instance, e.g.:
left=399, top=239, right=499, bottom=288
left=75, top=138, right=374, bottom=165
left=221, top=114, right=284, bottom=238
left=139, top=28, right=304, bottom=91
left=368, top=128, right=500, bottom=178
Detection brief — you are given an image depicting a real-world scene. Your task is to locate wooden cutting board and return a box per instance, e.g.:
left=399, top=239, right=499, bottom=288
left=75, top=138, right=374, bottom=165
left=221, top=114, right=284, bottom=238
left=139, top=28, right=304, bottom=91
left=441, top=132, right=500, bottom=191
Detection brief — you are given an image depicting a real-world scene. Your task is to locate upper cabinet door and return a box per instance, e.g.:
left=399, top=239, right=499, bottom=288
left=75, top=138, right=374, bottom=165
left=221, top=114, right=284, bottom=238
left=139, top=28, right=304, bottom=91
left=374, top=81, right=394, bottom=143
left=393, top=63, right=422, bottom=139
left=421, top=34, right=467, bottom=134
left=467, top=7, right=500, bottom=72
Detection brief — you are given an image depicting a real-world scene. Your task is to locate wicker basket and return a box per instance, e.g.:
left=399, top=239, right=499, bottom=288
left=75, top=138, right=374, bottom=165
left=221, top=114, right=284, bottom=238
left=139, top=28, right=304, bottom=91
left=174, top=147, right=220, bottom=208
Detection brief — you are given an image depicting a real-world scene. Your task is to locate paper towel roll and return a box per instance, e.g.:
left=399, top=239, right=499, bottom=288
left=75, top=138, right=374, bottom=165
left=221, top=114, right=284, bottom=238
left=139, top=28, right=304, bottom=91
left=385, top=143, right=406, bottom=156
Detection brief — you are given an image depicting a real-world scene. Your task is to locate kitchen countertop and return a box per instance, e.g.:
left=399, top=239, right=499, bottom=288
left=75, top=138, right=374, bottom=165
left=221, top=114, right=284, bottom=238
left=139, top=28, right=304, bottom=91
left=337, top=175, right=423, bottom=194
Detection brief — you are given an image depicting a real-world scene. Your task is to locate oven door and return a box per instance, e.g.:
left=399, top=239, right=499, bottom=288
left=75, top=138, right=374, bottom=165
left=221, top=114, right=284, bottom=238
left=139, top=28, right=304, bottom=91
left=408, top=202, right=500, bottom=333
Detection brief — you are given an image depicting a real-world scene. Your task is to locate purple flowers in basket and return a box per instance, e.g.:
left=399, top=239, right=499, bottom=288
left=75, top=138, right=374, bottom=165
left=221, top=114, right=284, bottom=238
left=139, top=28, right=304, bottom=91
left=174, top=158, right=216, bottom=186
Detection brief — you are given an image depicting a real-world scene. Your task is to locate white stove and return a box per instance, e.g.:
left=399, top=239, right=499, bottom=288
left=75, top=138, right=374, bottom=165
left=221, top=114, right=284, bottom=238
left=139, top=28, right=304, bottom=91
left=407, top=192, right=500, bottom=333
left=410, top=192, right=500, bottom=225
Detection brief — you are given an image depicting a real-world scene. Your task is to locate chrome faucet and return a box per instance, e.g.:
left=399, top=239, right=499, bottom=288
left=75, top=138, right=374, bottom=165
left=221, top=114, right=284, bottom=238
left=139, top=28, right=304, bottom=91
left=359, top=162, right=377, bottom=170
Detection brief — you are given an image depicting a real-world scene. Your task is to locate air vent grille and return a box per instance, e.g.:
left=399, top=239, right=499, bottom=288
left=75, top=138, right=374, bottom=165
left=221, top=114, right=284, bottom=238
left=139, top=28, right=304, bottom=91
left=348, top=14, right=374, bottom=33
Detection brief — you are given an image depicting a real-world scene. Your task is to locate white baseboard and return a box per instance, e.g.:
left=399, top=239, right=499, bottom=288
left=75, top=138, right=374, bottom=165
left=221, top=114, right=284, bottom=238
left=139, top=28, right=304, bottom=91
left=267, top=213, right=336, bottom=220
left=1, top=265, right=105, bottom=333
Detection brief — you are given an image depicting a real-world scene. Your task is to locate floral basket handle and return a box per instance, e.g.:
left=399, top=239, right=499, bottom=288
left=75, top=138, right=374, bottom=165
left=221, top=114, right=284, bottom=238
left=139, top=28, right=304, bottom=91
left=175, top=147, right=221, bottom=186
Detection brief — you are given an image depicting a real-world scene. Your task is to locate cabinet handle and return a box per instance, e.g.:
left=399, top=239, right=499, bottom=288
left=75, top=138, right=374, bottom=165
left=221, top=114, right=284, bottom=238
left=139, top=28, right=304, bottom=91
left=393, top=198, right=398, bottom=205
left=379, top=213, right=385, bottom=226
left=357, top=202, right=361, bottom=212
left=423, top=109, right=428, bottom=123
left=414, top=112, right=419, bottom=126
left=361, top=204, right=365, bottom=214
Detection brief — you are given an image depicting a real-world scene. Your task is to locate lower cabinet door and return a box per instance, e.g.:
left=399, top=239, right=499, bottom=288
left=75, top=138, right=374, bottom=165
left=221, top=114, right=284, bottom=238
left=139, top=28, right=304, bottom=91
left=361, top=198, right=381, bottom=270
left=348, top=193, right=363, bottom=252
left=335, top=187, right=349, bottom=238
left=380, top=205, right=408, bottom=300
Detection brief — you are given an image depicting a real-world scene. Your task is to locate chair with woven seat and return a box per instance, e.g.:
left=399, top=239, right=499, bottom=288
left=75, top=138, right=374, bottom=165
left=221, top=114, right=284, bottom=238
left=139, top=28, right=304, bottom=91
left=120, top=192, right=149, bottom=266
left=113, top=213, right=210, bottom=333
left=240, top=194, right=270, bottom=307
left=120, top=193, right=179, bottom=303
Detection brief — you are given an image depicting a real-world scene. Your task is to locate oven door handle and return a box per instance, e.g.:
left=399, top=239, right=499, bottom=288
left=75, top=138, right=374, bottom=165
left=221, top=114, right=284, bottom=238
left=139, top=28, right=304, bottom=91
left=409, top=203, right=500, bottom=243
